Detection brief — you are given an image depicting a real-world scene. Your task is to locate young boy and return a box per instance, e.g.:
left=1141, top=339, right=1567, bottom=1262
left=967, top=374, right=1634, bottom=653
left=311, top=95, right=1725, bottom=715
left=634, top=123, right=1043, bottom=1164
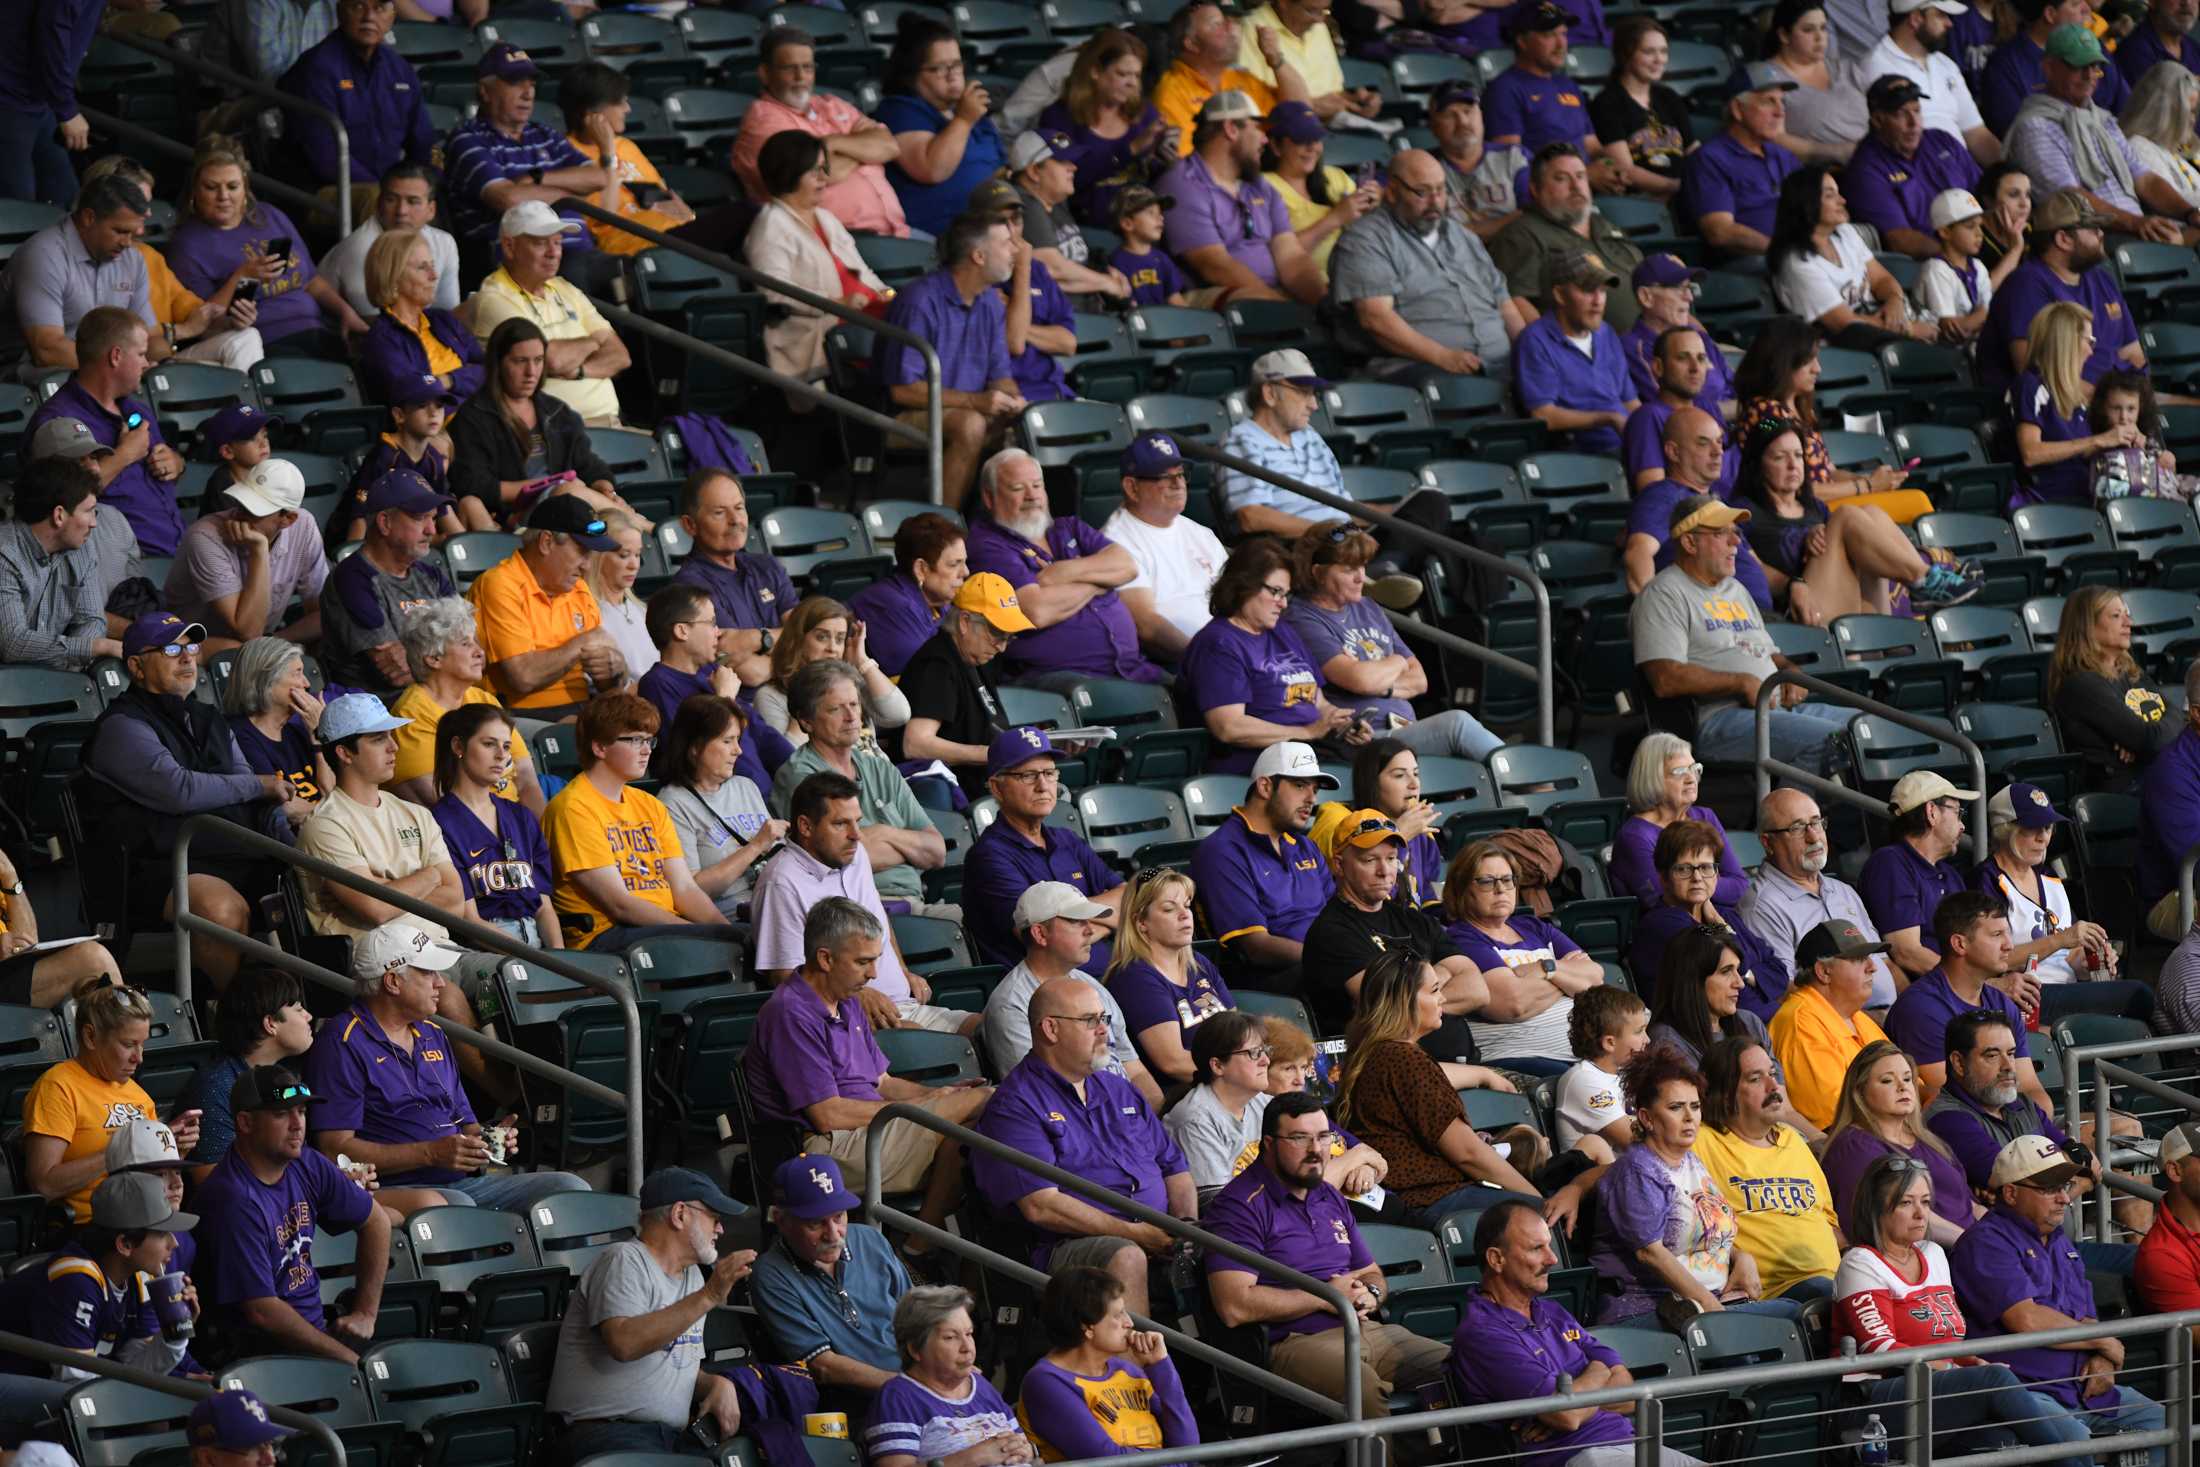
left=1916, top=188, right=1992, bottom=344
left=195, top=402, right=279, bottom=518
left=1553, top=986, right=1649, bottom=1151
left=1111, top=186, right=1191, bottom=308
left=336, top=377, right=465, bottom=546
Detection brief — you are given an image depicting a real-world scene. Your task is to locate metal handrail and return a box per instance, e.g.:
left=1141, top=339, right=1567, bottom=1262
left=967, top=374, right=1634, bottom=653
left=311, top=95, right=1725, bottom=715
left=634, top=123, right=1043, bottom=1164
left=105, top=32, right=354, bottom=228
left=80, top=107, right=330, bottom=224
left=2060, top=1030, right=2200, bottom=1241
left=861, top=1102, right=1365, bottom=1462
left=1172, top=439, right=1556, bottom=745
left=0, top=1328, right=347, bottom=1465
left=164, top=814, right=646, bottom=1192
left=1018, top=1306, right=2200, bottom=1467
left=560, top=198, right=945, bottom=504
left=1752, top=668, right=1991, bottom=853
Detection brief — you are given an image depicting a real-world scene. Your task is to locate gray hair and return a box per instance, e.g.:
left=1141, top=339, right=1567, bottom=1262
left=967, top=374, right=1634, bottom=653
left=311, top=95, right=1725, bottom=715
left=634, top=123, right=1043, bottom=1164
left=892, top=1285, right=976, bottom=1366
left=2121, top=61, right=2200, bottom=152
left=221, top=636, right=305, bottom=718
left=1846, top=1152, right=1934, bottom=1251
left=787, top=657, right=862, bottom=726
left=399, top=597, right=478, bottom=685
left=976, top=448, right=1040, bottom=504
left=1626, top=732, right=1693, bottom=815
left=803, top=895, right=881, bottom=969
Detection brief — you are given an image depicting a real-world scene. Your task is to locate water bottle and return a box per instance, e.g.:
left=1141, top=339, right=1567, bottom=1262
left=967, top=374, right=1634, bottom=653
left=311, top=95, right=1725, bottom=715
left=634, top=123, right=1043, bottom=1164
left=1858, top=1413, right=1890, bottom=1467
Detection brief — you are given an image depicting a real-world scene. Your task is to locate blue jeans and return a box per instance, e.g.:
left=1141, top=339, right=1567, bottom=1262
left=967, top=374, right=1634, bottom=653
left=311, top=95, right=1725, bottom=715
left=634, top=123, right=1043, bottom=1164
left=0, top=108, right=76, bottom=206
left=556, top=1418, right=712, bottom=1465
left=2069, top=1385, right=2167, bottom=1467
left=2078, top=1240, right=2139, bottom=1276
left=1394, top=708, right=1505, bottom=762
left=1696, top=700, right=1855, bottom=778
left=436, top=1171, right=591, bottom=1209
left=1778, top=1274, right=1834, bottom=1302
left=1859, top=1365, right=2095, bottom=1467
left=1404, top=1183, right=1542, bottom=1230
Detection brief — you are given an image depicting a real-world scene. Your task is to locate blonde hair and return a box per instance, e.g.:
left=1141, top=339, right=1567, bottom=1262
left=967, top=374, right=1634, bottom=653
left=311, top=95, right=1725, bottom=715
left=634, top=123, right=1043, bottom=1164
left=1101, top=869, right=1197, bottom=983
left=363, top=228, right=426, bottom=313
left=2121, top=61, right=2200, bottom=157
left=2047, top=584, right=2145, bottom=701
left=186, top=135, right=265, bottom=227
left=768, top=595, right=854, bottom=688
left=73, top=977, right=152, bottom=1049
left=1823, top=1040, right=1952, bottom=1158
left=583, top=509, right=647, bottom=605
left=1332, top=948, right=1436, bottom=1129
left=2027, top=301, right=2092, bottom=420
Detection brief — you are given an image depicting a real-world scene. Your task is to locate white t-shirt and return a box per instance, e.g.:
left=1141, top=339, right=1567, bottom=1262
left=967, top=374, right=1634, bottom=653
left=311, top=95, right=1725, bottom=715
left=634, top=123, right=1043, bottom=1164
left=1462, top=930, right=1576, bottom=1064
left=1554, top=1058, right=1628, bottom=1150
left=590, top=586, right=660, bottom=685
left=1853, top=38, right=1984, bottom=138
left=322, top=218, right=463, bottom=320
left=1102, top=507, right=1226, bottom=643
left=1979, top=862, right=2080, bottom=984
left=1775, top=224, right=1879, bottom=325
left=1916, top=256, right=1991, bottom=322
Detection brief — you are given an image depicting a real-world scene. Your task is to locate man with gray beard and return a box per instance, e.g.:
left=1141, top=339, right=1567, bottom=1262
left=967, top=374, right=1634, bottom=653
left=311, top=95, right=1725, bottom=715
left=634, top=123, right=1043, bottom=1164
left=1739, top=788, right=1903, bottom=1011
left=1489, top=144, right=1649, bottom=330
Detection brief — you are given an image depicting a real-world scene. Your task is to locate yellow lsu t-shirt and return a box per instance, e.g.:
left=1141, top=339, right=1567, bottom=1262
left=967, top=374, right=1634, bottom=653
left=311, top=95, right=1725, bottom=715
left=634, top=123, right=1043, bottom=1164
left=388, top=684, right=534, bottom=800
left=1691, top=1123, right=1841, bottom=1300
left=24, top=1060, right=155, bottom=1222
left=544, top=774, right=684, bottom=946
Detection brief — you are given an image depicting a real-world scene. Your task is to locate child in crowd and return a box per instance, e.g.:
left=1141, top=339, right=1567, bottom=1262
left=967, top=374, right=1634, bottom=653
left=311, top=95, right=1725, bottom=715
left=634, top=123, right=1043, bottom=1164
left=2090, top=367, right=2200, bottom=504
left=195, top=402, right=279, bottom=518
left=1915, top=188, right=1992, bottom=346
left=1553, top=985, right=1651, bottom=1152
left=335, top=379, right=467, bottom=545
left=1110, top=187, right=1190, bottom=308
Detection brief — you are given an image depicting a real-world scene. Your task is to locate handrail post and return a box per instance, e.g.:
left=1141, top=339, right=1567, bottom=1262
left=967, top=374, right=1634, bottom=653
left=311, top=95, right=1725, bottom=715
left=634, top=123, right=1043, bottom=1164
left=1173, top=439, right=1556, bottom=744
left=1904, top=1355, right=1933, bottom=1467
left=2178, top=841, right=2199, bottom=935
left=1633, top=1391, right=1662, bottom=1467
left=1752, top=668, right=1991, bottom=852
left=2096, top=1060, right=2115, bottom=1243
left=2168, top=1317, right=2192, bottom=1467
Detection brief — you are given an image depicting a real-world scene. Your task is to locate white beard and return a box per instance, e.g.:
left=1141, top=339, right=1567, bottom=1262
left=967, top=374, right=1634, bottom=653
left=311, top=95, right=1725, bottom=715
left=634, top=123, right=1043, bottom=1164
left=1005, top=509, right=1053, bottom=543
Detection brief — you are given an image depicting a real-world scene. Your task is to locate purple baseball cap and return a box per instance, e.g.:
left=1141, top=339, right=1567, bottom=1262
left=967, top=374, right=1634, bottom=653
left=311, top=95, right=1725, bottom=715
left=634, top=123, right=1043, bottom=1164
left=189, top=1390, right=295, bottom=1451
left=987, top=724, right=1060, bottom=779
left=1632, top=252, right=1706, bottom=289
left=1266, top=100, right=1326, bottom=144
left=1120, top=431, right=1183, bottom=478
left=363, top=468, right=452, bottom=517
left=200, top=402, right=283, bottom=452
left=478, top=41, right=538, bottom=80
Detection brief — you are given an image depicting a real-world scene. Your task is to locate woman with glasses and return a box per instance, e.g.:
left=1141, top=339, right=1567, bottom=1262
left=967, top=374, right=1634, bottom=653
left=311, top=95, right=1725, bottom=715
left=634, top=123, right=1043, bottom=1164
left=1162, top=1012, right=1274, bottom=1199
left=429, top=701, right=561, bottom=951
left=388, top=599, right=543, bottom=811
left=658, top=694, right=785, bottom=927
left=541, top=691, right=739, bottom=952
left=24, top=983, right=191, bottom=1223
left=1975, top=784, right=2155, bottom=1023
left=1821, top=1041, right=1978, bottom=1247
left=755, top=595, right=910, bottom=749
left=1441, top=841, right=1605, bottom=1077
left=584, top=511, right=659, bottom=685
left=900, top=573, right=1035, bottom=795
left=869, top=1286, right=1035, bottom=1467
left=2049, top=586, right=2179, bottom=789
left=1833, top=1152, right=2099, bottom=1467
left=876, top=17, right=1010, bottom=238
left=1630, top=820, right=1791, bottom=1021
left=1183, top=538, right=1368, bottom=775
left=1103, top=870, right=1233, bottom=1086
left=1610, top=733, right=1748, bottom=911
left=1284, top=524, right=1501, bottom=768
left=1035, top=29, right=1174, bottom=226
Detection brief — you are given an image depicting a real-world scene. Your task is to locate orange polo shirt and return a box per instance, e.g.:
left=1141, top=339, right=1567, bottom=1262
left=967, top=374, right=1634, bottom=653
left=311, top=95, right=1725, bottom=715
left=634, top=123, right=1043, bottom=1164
left=467, top=550, right=602, bottom=710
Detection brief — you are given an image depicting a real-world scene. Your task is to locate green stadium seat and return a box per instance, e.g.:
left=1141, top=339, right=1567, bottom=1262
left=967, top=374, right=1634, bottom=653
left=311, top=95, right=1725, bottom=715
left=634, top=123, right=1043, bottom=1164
left=359, top=1338, right=540, bottom=1467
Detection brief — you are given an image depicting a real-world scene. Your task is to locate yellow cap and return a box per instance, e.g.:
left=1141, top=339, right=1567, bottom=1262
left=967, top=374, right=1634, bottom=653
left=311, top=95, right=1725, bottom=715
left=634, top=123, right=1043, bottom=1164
left=953, top=572, right=1036, bottom=633
left=1319, top=806, right=1403, bottom=861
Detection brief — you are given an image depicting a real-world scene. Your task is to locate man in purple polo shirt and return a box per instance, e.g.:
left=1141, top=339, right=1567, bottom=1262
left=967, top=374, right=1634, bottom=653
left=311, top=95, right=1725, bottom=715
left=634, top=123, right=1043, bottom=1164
left=848, top=512, right=969, bottom=677
left=1620, top=255, right=1736, bottom=411
left=1157, top=89, right=1325, bottom=307
left=25, top=306, right=186, bottom=556
left=1883, top=890, right=2052, bottom=1108
left=2116, top=0, right=2200, bottom=83
left=1842, top=77, right=1984, bottom=259
left=672, top=467, right=798, bottom=688
left=965, top=447, right=1162, bottom=692
left=304, top=920, right=587, bottom=1212
left=1483, top=3, right=1620, bottom=182
left=191, top=1064, right=392, bottom=1364
left=968, top=180, right=1074, bottom=406
left=1511, top=251, right=1639, bottom=456
left=1622, top=327, right=1740, bottom=494
left=280, top=0, right=435, bottom=196
left=973, top=974, right=1194, bottom=1315
left=1859, top=772, right=1979, bottom=981
left=441, top=42, right=608, bottom=273
left=1204, top=1091, right=1449, bottom=1408
left=1977, top=189, right=2145, bottom=392
left=1950, top=1137, right=2167, bottom=1449
left=1680, top=63, right=1801, bottom=258
left=879, top=212, right=1026, bottom=511
left=1188, top=740, right=1337, bottom=994
left=962, top=727, right=1125, bottom=970
left=741, top=896, right=989, bottom=1233
left=1450, top=1197, right=1693, bottom=1467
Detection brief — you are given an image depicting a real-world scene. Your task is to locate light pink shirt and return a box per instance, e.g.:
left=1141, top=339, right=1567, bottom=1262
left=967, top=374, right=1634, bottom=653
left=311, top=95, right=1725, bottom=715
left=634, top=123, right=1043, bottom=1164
left=729, top=93, right=909, bottom=239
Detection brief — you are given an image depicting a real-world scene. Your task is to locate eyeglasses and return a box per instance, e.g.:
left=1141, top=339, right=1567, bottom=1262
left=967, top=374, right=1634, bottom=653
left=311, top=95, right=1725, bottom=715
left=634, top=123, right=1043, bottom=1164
left=1883, top=1156, right=1930, bottom=1176
left=1134, top=470, right=1189, bottom=487
left=1255, top=582, right=1292, bottom=601
left=1277, top=1130, right=1343, bottom=1149
left=2019, top=1179, right=2074, bottom=1196
left=997, top=767, right=1061, bottom=787
left=1934, top=799, right=1964, bottom=814
left=1324, top=523, right=1364, bottom=543
left=921, top=60, right=966, bottom=75
left=1768, top=816, right=1827, bottom=838
left=1670, top=861, right=1719, bottom=878
left=1666, top=762, right=1705, bottom=779
left=1470, top=874, right=1517, bottom=890
left=1051, top=1012, right=1111, bottom=1031
left=142, top=642, right=194, bottom=659
left=614, top=734, right=658, bottom=750
left=1230, top=1045, right=1273, bottom=1061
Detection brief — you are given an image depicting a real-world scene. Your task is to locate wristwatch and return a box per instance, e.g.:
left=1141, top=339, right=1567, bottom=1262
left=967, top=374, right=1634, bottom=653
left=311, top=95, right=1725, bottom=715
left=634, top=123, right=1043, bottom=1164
left=758, top=629, right=775, bottom=653
left=1540, top=957, right=1558, bottom=975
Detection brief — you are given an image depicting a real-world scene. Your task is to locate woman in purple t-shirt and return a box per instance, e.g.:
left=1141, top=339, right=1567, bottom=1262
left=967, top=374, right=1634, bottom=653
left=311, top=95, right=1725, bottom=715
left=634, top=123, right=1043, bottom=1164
left=1820, top=1040, right=1979, bottom=1243
left=166, top=137, right=368, bottom=353
left=1609, top=731, right=1748, bottom=910
left=1102, top=870, right=1233, bottom=1085
left=1181, top=539, right=1367, bottom=775
left=2013, top=302, right=2128, bottom=510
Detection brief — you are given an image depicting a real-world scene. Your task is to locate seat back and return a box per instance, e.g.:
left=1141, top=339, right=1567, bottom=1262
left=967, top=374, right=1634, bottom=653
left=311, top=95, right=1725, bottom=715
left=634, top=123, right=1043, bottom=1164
left=526, top=1190, right=643, bottom=1276
left=359, top=1338, right=534, bottom=1463
left=1487, top=744, right=1601, bottom=814
left=876, top=1028, right=984, bottom=1085
left=889, top=913, right=971, bottom=975
left=61, top=1379, right=195, bottom=1466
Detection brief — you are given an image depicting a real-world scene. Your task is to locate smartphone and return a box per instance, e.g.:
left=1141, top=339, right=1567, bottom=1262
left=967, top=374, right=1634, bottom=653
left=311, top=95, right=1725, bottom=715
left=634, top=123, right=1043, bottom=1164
left=688, top=1414, right=722, bottom=1450
left=124, top=411, right=144, bottom=431
left=266, top=237, right=292, bottom=262
left=236, top=280, right=259, bottom=303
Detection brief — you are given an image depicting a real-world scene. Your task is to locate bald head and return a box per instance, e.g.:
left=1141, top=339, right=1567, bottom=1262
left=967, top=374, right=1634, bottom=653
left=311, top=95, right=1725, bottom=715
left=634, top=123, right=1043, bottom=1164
left=1662, top=406, right=1726, bottom=492
left=1759, top=787, right=1829, bottom=878
left=1027, top=975, right=1109, bottom=1078
left=1387, top=149, right=1449, bottom=229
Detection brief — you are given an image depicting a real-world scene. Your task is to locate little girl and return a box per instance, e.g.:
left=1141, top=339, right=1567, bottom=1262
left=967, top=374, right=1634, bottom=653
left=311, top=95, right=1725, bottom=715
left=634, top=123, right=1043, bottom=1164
left=2090, top=367, right=2200, bottom=503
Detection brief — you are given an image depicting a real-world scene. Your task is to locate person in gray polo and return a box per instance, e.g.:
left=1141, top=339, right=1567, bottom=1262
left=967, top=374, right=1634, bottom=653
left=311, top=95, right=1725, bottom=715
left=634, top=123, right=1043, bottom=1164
left=0, top=452, right=124, bottom=670
left=19, top=415, right=149, bottom=636
left=0, top=173, right=153, bottom=381
left=1329, top=148, right=1524, bottom=384
left=1738, top=787, right=1901, bottom=1011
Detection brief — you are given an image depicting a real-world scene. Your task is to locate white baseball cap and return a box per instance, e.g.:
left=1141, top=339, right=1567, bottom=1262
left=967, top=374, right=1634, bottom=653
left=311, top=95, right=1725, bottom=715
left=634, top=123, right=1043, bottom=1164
left=350, top=920, right=466, bottom=984
left=1888, top=770, right=1979, bottom=816
left=1988, top=1134, right=2081, bottom=1189
left=106, top=1115, right=187, bottom=1172
left=1930, top=188, right=1984, bottom=231
left=500, top=200, right=585, bottom=238
left=226, top=458, right=307, bottom=518
left=1013, top=881, right=1111, bottom=933
left=1250, top=741, right=1340, bottom=788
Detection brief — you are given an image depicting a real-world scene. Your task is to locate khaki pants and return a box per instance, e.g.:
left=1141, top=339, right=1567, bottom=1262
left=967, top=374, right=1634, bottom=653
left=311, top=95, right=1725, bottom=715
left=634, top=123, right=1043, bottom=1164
left=1265, top=1321, right=1448, bottom=1414
left=804, top=1117, right=944, bottom=1193
left=2149, top=890, right=2184, bottom=942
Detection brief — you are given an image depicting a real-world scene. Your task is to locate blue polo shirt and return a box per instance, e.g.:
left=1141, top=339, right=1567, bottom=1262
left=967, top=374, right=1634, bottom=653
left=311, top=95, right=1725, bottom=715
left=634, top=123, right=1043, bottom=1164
left=302, top=1003, right=478, bottom=1187
left=2117, top=21, right=2200, bottom=83
left=848, top=572, right=940, bottom=678
left=1447, top=1292, right=1633, bottom=1467
left=748, top=1223, right=908, bottom=1372
left=2138, top=727, right=2200, bottom=907
left=1978, top=257, right=2140, bottom=393
left=1858, top=838, right=1970, bottom=956
left=26, top=378, right=184, bottom=557
left=1627, top=478, right=1775, bottom=613
left=441, top=116, right=596, bottom=248
left=1680, top=130, right=1800, bottom=242
left=1840, top=129, right=1982, bottom=243
left=672, top=550, right=796, bottom=632
left=1950, top=1203, right=2106, bottom=1408
left=972, top=1052, right=1188, bottom=1265
left=1884, top=966, right=2032, bottom=1072
left=1620, top=400, right=1739, bottom=498
left=878, top=267, right=1014, bottom=394
left=1513, top=315, right=1634, bottom=456
left=1979, top=33, right=2130, bottom=136
left=1483, top=66, right=1594, bottom=153
left=1202, top=1159, right=1373, bottom=1339
left=1188, top=808, right=1334, bottom=949
left=280, top=31, right=435, bottom=186
left=874, top=95, right=1008, bottom=239
left=963, top=817, right=1118, bottom=969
